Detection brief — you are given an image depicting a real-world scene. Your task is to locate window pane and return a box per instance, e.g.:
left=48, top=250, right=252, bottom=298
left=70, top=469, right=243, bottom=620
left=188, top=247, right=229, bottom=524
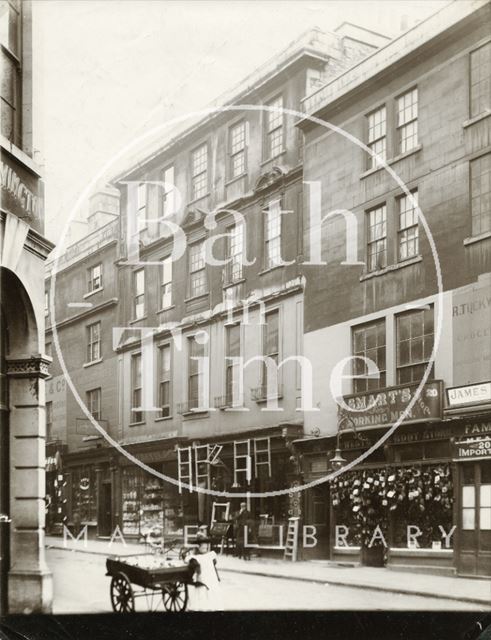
left=481, top=485, right=491, bottom=508
left=265, top=312, right=279, bottom=355
left=470, top=153, right=491, bottom=237
left=481, top=508, right=491, bottom=530
left=470, top=43, right=491, bottom=118
left=463, top=485, right=475, bottom=508
left=462, top=508, right=475, bottom=530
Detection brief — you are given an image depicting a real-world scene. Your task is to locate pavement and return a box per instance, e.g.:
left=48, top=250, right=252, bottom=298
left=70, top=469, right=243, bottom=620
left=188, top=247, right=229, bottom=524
left=45, top=535, right=491, bottom=607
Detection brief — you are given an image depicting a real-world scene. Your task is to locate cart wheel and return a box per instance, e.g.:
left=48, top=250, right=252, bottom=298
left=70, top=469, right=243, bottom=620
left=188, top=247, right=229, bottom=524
left=110, top=572, right=135, bottom=613
left=162, top=582, right=188, bottom=612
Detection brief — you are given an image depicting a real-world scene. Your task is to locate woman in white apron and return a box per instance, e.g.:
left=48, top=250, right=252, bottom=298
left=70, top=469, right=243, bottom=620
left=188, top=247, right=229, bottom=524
left=187, top=538, right=224, bottom=611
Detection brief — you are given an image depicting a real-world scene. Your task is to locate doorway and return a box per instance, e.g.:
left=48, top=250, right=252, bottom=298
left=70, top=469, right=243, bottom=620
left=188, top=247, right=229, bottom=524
left=457, top=461, right=491, bottom=576
left=99, top=483, right=113, bottom=537
left=0, top=309, right=9, bottom=615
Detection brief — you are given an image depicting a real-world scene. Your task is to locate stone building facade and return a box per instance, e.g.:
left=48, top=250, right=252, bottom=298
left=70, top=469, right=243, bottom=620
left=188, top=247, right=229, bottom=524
left=0, top=0, right=53, bottom=614
left=45, top=26, right=386, bottom=546
left=297, top=0, right=491, bottom=575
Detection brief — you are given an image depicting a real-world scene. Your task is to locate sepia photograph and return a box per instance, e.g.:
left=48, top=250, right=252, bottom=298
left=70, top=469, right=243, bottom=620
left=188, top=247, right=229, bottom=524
left=0, top=1, right=490, bottom=638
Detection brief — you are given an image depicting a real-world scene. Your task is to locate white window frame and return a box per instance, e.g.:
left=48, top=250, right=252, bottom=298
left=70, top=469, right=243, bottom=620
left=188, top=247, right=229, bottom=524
left=229, top=120, right=247, bottom=179
left=396, top=88, right=418, bottom=154
left=366, top=105, right=386, bottom=169
left=87, top=263, right=102, bottom=293
left=87, top=387, right=101, bottom=421
left=191, top=143, right=208, bottom=200
left=470, top=42, right=491, bottom=119
left=137, top=183, right=147, bottom=231
left=264, top=95, right=284, bottom=160
left=133, top=268, right=145, bottom=319
left=160, top=255, right=172, bottom=309
left=161, top=165, right=176, bottom=218
left=86, top=321, right=101, bottom=363
left=158, top=344, right=172, bottom=418
left=225, top=223, right=244, bottom=284
left=188, top=240, right=207, bottom=298
left=398, top=190, right=419, bottom=261
left=366, top=203, right=387, bottom=272
left=131, top=352, right=143, bottom=423
left=264, top=200, right=282, bottom=269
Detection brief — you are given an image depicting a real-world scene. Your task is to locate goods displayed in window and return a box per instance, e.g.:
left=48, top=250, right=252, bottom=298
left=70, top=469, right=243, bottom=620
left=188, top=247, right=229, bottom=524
left=331, top=463, right=454, bottom=550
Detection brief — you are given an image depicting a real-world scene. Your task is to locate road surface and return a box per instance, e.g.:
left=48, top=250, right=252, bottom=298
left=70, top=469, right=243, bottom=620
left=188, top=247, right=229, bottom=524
left=46, top=549, right=478, bottom=613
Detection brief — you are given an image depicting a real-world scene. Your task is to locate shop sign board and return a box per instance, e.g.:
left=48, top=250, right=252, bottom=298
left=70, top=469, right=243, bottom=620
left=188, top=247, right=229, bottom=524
left=452, top=280, right=491, bottom=385
left=1, top=149, right=43, bottom=233
left=338, top=381, right=443, bottom=431
left=446, top=382, right=491, bottom=407
left=461, top=421, right=491, bottom=437
left=454, top=436, right=491, bottom=460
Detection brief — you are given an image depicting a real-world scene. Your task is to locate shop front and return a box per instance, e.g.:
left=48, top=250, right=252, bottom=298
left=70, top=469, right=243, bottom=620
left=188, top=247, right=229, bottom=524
left=119, top=446, right=184, bottom=540
left=446, top=381, right=491, bottom=577
left=45, top=441, right=67, bottom=535
left=63, top=448, right=117, bottom=539
left=297, top=381, right=461, bottom=571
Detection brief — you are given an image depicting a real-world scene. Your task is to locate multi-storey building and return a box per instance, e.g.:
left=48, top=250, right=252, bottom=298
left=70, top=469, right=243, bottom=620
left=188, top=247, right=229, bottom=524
left=0, top=0, right=53, bottom=613
left=47, top=25, right=388, bottom=545
left=45, top=187, right=120, bottom=538
left=297, top=0, right=491, bottom=575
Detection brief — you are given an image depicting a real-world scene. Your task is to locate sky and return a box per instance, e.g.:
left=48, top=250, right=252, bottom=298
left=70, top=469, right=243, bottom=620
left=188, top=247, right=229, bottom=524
left=34, top=0, right=449, bottom=244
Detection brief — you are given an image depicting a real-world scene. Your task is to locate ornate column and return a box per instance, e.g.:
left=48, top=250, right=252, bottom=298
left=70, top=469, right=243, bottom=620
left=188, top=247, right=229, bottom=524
left=7, top=354, right=53, bottom=614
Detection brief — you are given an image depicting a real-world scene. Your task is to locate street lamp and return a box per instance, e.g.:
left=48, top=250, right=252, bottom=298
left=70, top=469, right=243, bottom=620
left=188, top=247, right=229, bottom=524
left=328, top=415, right=359, bottom=471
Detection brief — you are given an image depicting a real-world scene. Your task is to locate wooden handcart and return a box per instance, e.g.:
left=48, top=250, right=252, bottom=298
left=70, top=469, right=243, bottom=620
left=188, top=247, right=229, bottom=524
left=106, top=555, right=194, bottom=613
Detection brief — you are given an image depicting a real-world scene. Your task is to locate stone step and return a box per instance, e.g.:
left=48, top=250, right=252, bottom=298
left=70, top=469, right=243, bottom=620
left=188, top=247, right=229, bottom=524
left=387, top=564, right=456, bottom=577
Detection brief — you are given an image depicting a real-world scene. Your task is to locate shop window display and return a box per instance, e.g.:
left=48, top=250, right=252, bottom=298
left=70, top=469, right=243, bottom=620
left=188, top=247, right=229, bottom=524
left=330, top=463, right=454, bottom=549
left=70, top=467, right=97, bottom=524
left=122, top=467, right=141, bottom=536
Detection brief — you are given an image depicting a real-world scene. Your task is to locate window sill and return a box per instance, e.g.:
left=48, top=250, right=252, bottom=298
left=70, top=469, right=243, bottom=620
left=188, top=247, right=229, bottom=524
left=83, top=287, right=103, bottom=299
left=359, top=255, right=422, bottom=281
left=463, top=231, right=491, bottom=246
left=184, top=292, right=209, bottom=304
left=258, top=264, right=285, bottom=276
left=389, top=144, right=422, bottom=165
left=154, top=416, right=173, bottom=422
left=462, top=111, right=491, bottom=129
left=157, top=305, right=176, bottom=314
left=225, top=173, right=247, bottom=187
left=129, top=315, right=147, bottom=325
left=223, top=278, right=246, bottom=290
left=181, top=410, right=209, bottom=419
left=83, top=358, right=103, bottom=368
left=260, top=150, right=286, bottom=167
left=129, top=421, right=146, bottom=427
left=188, top=193, right=210, bottom=207
left=360, top=145, right=422, bottom=180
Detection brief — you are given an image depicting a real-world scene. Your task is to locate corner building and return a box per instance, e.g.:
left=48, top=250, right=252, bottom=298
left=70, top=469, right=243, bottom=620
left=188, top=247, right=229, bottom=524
left=1, top=0, right=53, bottom=613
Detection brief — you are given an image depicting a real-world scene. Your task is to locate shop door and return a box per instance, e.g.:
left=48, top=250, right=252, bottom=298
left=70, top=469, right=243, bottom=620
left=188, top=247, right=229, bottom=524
left=457, top=462, right=491, bottom=576
left=99, top=483, right=113, bottom=537
left=304, top=485, right=330, bottom=559
left=0, top=312, right=10, bottom=615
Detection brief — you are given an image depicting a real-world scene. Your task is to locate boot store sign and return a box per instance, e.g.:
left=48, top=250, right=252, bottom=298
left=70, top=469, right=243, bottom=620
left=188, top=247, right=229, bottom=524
left=338, top=381, right=443, bottom=430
